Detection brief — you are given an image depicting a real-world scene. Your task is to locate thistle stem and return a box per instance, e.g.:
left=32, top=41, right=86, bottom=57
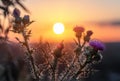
left=22, top=31, right=39, bottom=80
left=60, top=55, right=76, bottom=81
left=77, top=37, right=81, bottom=47
left=52, top=57, right=58, bottom=81
left=70, top=61, right=87, bottom=81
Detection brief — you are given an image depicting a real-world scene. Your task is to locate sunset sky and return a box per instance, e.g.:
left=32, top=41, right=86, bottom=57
left=10, top=0, right=120, bottom=42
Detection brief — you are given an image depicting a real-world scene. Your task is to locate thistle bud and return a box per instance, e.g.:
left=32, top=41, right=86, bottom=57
left=22, top=15, right=30, bottom=25
left=57, top=41, right=64, bottom=50
left=13, top=8, right=20, bottom=18
left=53, top=41, right=64, bottom=58
left=86, top=30, right=93, bottom=37
left=84, top=30, right=93, bottom=42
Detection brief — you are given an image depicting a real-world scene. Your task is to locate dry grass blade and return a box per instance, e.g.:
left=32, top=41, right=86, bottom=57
left=15, top=0, right=30, bottom=13
left=0, top=24, right=3, bottom=33
left=0, top=6, right=6, bottom=10
left=26, top=21, right=35, bottom=27
left=28, top=30, right=31, bottom=34
left=1, top=0, right=14, bottom=6
left=4, top=26, right=11, bottom=35
left=73, top=38, right=78, bottom=45
left=0, top=6, right=9, bottom=17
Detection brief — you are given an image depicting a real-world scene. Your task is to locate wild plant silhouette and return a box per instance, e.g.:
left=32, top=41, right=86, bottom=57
left=0, top=0, right=105, bottom=81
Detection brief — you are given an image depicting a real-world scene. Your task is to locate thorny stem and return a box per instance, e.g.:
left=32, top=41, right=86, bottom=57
left=69, top=40, right=87, bottom=81
left=70, top=40, right=88, bottom=80
left=81, top=40, right=86, bottom=48
left=73, top=41, right=87, bottom=78
left=77, top=37, right=81, bottom=47
left=22, top=31, right=39, bottom=80
left=52, top=57, right=58, bottom=81
left=60, top=40, right=86, bottom=81
left=73, top=38, right=78, bottom=45
left=40, top=47, right=54, bottom=74
left=76, top=40, right=86, bottom=67
left=70, top=61, right=88, bottom=81
left=78, top=41, right=86, bottom=65
left=60, top=55, right=76, bottom=81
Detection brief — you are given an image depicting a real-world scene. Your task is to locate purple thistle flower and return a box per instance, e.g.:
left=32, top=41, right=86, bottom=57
left=13, top=8, right=20, bottom=18
left=23, top=15, right=29, bottom=20
left=89, top=39, right=105, bottom=51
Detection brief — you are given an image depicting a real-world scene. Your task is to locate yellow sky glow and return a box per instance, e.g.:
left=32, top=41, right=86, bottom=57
left=8, top=0, right=120, bottom=42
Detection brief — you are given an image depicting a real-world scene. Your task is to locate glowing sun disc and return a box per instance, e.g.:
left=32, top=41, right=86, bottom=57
left=53, top=23, right=64, bottom=34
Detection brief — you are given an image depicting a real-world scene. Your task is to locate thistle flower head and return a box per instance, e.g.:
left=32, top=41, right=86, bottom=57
left=73, top=26, right=85, bottom=38
left=73, top=26, right=85, bottom=33
left=13, top=8, right=20, bottom=18
left=89, top=39, right=105, bottom=51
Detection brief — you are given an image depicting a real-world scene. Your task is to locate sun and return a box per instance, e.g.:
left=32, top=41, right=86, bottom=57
left=53, top=23, right=65, bottom=34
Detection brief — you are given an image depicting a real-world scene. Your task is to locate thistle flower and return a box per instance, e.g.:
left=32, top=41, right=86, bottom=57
left=73, top=26, right=84, bottom=33
left=73, top=26, right=85, bottom=38
left=22, top=15, right=30, bottom=25
left=13, top=8, right=20, bottom=18
left=89, top=39, right=105, bottom=51
left=84, top=30, right=93, bottom=42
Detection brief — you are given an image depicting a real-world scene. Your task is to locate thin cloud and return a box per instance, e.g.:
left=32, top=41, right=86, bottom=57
left=87, top=20, right=120, bottom=27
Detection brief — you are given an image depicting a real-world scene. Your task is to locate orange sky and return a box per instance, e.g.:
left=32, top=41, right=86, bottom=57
left=9, top=0, right=120, bottom=42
